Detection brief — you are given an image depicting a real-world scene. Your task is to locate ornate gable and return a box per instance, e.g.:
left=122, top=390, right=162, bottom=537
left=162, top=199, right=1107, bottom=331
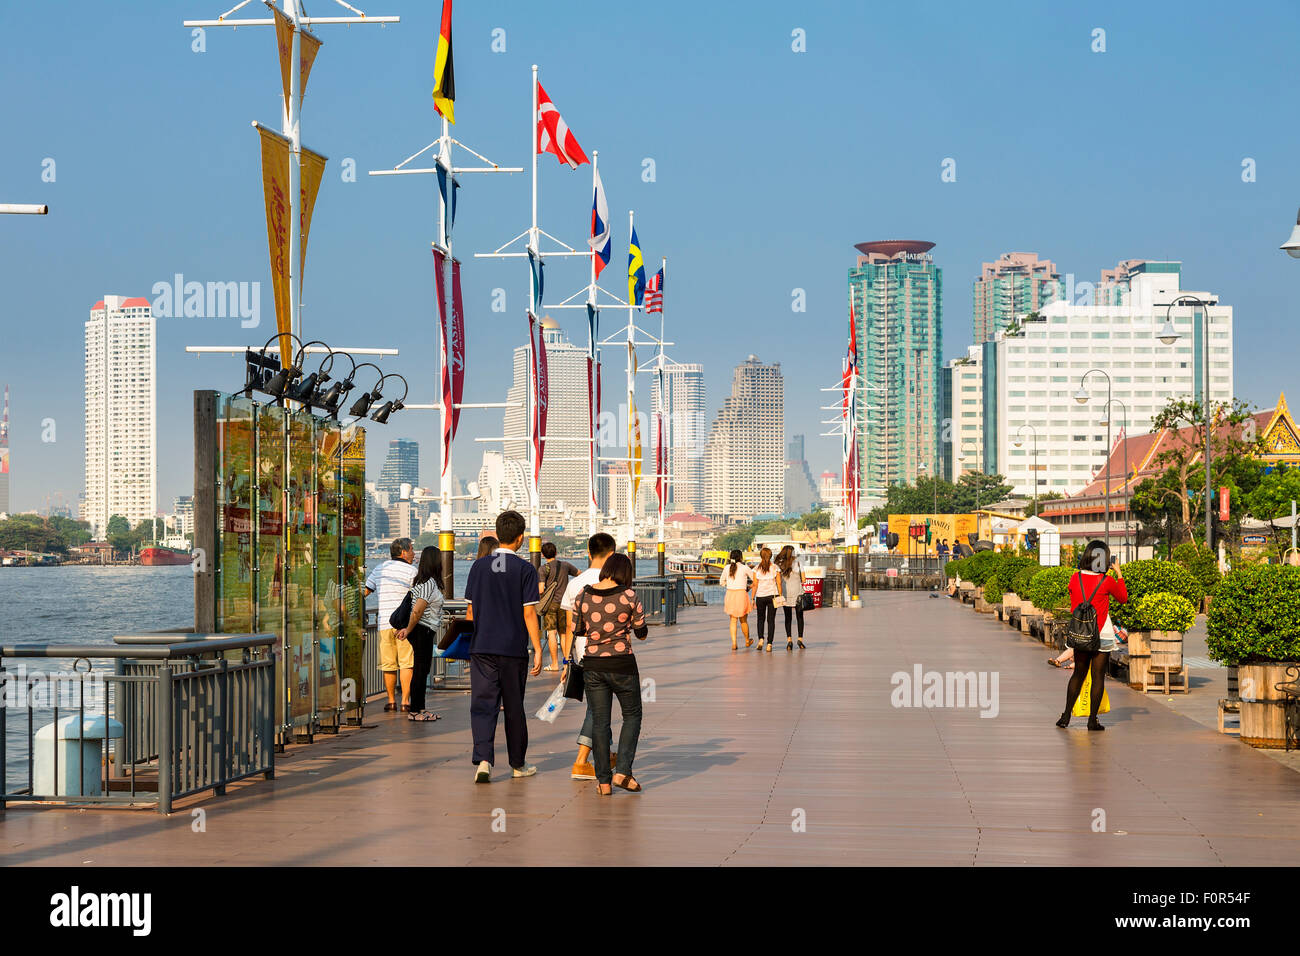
left=1262, top=392, right=1300, bottom=461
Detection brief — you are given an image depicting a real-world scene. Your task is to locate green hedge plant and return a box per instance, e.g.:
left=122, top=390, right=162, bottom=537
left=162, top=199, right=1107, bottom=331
left=1205, top=565, right=1300, bottom=665
left=1111, top=559, right=1203, bottom=629
left=1125, top=592, right=1196, bottom=633
left=1028, top=566, right=1075, bottom=612
left=991, top=555, right=1038, bottom=594
left=983, top=581, right=1003, bottom=605
left=1012, top=564, right=1039, bottom=600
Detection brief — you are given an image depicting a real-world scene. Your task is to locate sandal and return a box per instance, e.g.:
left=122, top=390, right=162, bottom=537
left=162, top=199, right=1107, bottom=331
left=383, top=702, right=397, bottom=712
left=544, top=665, right=559, bottom=672
left=400, top=703, right=411, bottom=713
left=745, top=638, right=754, bottom=648
left=408, top=711, right=442, bottom=722
left=797, top=640, right=805, bottom=650
left=612, top=773, right=642, bottom=793
left=786, top=640, right=793, bottom=651
left=596, top=783, right=612, bottom=796
left=1047, top=658, right=1061, bottom=667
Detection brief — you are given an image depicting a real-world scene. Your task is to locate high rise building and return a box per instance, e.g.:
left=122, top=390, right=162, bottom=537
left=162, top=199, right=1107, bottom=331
left=849, top=241, right=943, bottom=495
left=940, top=347, right=983, bottom=483
left=503, top=319, right=592, bottom=514
left=173, top=495, right=194, bottom=538
left=972, top=252, right=1062, bottom=343
left=703, top=356, right=784, bottom=520
left=784, top=435, right=820, bottom=514
left=376, top=439, right=419, bottom=503
left=651, top=361, right=707, bottom=513
left=0, top=384, right=9, bottom=516
left=991, top=262, right=1233, bottom=497
left=84, top=296, right=156, bottom=539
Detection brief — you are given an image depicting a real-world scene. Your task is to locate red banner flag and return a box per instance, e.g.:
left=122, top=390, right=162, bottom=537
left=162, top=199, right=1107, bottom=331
left=450, top=258, right=466, bottom=439
left=588, top=356, right=597, bottom=511
left=655, top=411, right=666, bottom=520
left=1219, top=486, right=1230, bottom=522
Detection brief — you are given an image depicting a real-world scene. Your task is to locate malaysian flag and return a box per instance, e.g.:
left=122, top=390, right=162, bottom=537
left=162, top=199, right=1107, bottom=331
left=644, top=267, right=664, bottom=313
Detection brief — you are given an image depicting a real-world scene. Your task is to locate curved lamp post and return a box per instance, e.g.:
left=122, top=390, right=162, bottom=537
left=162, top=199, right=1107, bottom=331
left=1014, top=423, right=1040, bottom=516
left=1075, top=368, right=1112, bottom=549
left=1156, top=294, right=1214, bottom=548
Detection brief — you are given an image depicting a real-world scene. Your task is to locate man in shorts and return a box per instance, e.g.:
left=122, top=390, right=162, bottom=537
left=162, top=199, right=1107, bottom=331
left=364, top=537, right=416, bottom=712
left=538, top=541, right=580, bottom=672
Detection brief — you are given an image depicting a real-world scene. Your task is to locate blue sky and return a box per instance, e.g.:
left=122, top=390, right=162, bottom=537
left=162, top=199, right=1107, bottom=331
left=3, top=0, right=1300, bottom=514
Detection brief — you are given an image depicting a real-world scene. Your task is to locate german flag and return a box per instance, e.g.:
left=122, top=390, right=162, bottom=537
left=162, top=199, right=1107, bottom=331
left=432, top=0, right=455, bottom=123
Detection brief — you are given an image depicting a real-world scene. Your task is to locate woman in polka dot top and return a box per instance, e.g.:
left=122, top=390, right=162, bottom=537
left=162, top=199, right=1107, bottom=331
left=572, top=552, right=649, bottom=795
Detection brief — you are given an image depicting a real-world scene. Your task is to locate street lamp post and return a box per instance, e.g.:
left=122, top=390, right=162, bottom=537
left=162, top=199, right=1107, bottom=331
left=1156, top=295, right=1213, bottom=549
left=958, top=439, right=982, bottom=543
left=1101, top=397, right=1131, bottom=561
left=1075, top=369, right=1112, bottom=550
left=1014, top=423, right=1040, bottom=517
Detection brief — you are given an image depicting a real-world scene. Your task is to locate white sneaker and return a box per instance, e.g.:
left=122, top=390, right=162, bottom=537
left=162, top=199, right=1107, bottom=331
left=474, top=760, right=491, bottom=784
left=511, top=764, right=538, bottom=778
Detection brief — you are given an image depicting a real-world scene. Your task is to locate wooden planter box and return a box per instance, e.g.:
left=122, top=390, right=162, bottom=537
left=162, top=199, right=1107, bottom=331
left=1002, top=594, right=1021, bottom=613
left=1127, top=630, right=1188, bottom=693
left=1239, top=663, right=1300, bottom=749
left=1007, top=606, right=1021, bottom=629
left=1021, top=610, right=1037, bottom=635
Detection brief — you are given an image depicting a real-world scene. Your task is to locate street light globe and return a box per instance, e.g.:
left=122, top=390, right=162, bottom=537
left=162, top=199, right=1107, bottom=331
left=1073, top=386, right=1089, bottom=405
left=1013, top=439, right=1022, bottom=448
left=1157, top=319, right=1180, bottom=346
left=1282, top=207, right=1300, bottom=258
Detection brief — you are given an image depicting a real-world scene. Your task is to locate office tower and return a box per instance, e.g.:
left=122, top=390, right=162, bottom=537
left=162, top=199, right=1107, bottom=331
left=940, top=347, right=984, bottom=483
left=0, top=384, right=9, bottom=515
left=173, top=495, right=195, bottom=538
left=991, top=262, right=1233, bottom=497
left=849, top=241, right=943, bottom=495
left=364, top=482, right=390, bottom=542
left=503, top=318, right=592, bottom=514
left=376, top=439, right=419, bottom=502
left=476, top=450, right=531, bottom=516
left=651, top=361, right=707, bottom=513
left=84, top=296, right=157, bottom=539
left=972, top=252, right=1062, bottom=343
left=703, top=356, right=784, bottom=520
left=784, top=435, right=820, bottom=513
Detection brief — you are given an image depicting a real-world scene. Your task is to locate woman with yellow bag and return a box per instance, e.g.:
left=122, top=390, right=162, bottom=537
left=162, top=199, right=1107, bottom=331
left=1057, top=541, right=1127, bottom=732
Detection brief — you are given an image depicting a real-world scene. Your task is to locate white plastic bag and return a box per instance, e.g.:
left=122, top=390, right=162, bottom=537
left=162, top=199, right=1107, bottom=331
left=535, top=680, right=568, bottom=722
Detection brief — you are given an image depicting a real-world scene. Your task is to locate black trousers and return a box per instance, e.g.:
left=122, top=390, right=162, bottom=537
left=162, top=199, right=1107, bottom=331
left=470, top=653, right=529, bottom=768
left=584, top=668, right=642, bottom=785
left=783, top=603, right=805, bottom=638
left=408, top=625, right=436, bottom=712
left=755, top=596, right=777, bottom=641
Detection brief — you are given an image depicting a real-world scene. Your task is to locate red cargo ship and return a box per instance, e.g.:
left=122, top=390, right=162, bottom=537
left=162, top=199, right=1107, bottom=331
left=140, top=546, right=193, bottom=567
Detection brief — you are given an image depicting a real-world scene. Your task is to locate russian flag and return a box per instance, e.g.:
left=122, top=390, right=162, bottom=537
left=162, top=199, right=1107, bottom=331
left=589, top=167, right=611, bottom=278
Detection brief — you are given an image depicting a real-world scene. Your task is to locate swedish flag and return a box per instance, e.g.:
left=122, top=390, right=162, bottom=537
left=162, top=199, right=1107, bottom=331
left=628, top=226, right=646, bottom=307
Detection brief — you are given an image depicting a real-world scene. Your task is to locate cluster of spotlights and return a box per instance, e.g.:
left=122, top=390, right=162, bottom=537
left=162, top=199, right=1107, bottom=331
left=243, top=333, right=408, bottom=424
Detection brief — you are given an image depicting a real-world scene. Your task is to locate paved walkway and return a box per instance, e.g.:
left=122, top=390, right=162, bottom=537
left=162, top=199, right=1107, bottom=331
left=3, top=594, right=1299, bottom=865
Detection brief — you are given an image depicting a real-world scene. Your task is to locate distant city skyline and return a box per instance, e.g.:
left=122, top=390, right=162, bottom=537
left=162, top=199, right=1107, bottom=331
left=5, top=3, right=1300, bottom=514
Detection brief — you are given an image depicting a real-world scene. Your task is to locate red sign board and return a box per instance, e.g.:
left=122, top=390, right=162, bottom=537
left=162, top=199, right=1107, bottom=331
left=1219, top=486, right=1230, bottom=522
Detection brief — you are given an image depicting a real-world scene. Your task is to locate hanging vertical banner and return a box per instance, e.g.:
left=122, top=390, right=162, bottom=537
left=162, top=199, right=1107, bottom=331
left=450, top=258, right=466, bottom=438
left=298, top=145, right=327, bottom=298
left=256, top=124, right=293, bottom=365
left=436, top=166, right=460, bottom=231
left=271, top=4, right=294, bottom=113
left=587, top=355, right=597, bottom=510
left=536, top=319, right=549, bottom=483
left=528, top=248, right=545, bottom=309
left=433, top=248, right=452, bottom=473
left=655, top=409, right=666, bottom=521
left=528, top=313, right=540, bottom=492
left=298, top=28, right=321, bottom=106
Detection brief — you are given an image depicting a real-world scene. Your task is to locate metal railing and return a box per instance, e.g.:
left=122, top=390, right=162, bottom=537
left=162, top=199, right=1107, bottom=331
left=360, top=605, right=472, bottom=715
left=863, top=554, right=952, bottom=575
left=632, top=576, right=684, bottom=626
left=1, top=634, right=276, bottom=816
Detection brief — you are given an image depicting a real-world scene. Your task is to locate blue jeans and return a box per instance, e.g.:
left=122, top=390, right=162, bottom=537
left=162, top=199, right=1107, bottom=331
left=583, top=668, right=642, bottom=785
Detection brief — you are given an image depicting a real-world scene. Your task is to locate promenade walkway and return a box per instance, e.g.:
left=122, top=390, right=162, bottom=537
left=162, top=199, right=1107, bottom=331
left=3, top=593, right=1299, bottom=865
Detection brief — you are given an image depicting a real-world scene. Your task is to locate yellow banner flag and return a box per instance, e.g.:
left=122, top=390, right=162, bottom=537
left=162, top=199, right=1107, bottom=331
left=256, top=125, right=293, bottom=366
left=299, top=145, right=327, bottom=298
left=272, top=5, right=322, bottom=113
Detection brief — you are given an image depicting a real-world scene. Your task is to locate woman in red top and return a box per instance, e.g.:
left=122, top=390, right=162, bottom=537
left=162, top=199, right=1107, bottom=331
left=1058, top=540, right=1128, bottom=732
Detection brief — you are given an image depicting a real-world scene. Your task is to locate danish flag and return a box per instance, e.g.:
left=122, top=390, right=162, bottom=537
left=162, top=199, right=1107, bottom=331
left=536, top=82, right=589, bottom=169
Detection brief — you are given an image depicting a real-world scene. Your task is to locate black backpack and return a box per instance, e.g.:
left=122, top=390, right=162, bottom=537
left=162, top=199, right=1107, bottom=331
left=1065, top=571, right=1106, bottom=652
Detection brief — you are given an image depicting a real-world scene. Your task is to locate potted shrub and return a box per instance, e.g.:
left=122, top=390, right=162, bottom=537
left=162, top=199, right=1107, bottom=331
left=991, top=556, right=1036, bottom=615
left=1110, top=559, right=1204, bottom=631
left=1123, top=592, right=1197, bottom=692
left=1013, top=565, right=1040, bottom=633
left=1028, top=566, right=1073, bottom=641
left=1206, top=564, right=1300, bottom=748
left=982, top=581, right=1003, bottom=616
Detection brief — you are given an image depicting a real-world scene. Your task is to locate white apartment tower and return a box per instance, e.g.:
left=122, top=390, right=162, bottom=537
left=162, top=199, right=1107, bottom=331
left=651, top=361, right=706, bottom=513
left=503, top=319, right=591, bottom=517
left=704, top=356, right=784, bottom=520
left=991, top=262, right=1233, bottom=497
left=84, top=295, right=157, bottom=538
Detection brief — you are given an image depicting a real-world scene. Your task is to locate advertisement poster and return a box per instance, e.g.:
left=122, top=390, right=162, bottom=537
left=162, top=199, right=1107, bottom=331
left=256, top=405, right=287, bottom=729
left=339, top=426, right=366, bottom=712
left=314, top=423, right=341, bottom=715
left=216, top=395, right=255, bottom=634
left=886, top=514, right=979, bottom=555
left=287, top=410, right=316, bottom=727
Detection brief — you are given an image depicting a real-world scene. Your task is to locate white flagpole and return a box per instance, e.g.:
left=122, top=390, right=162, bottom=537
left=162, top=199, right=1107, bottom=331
left=626, top=210, right=637, bottom=557
left=527, top=65, right=541, bottom=566
left=656, top=256, right=666, bottom=575
left=286, top=0, right=302, bottom=344
left=587, top=152, right=600, bottom=539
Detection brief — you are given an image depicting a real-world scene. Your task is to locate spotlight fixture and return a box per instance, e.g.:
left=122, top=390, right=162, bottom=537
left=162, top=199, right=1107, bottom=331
left=284, top=341, right=336, bottom=405
left=245, top=332, right=304, bottom=399
left=344, top=363, right=386, bottom=420
left=369, top=373, right=409, bottom=424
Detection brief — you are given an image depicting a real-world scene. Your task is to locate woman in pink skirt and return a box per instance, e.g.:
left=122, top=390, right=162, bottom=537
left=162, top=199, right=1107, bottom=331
left=721, top=548, right=755, bottom=650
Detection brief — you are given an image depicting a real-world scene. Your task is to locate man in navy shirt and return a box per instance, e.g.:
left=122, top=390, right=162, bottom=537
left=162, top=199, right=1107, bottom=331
left=464, top=510, right=543, bottom=783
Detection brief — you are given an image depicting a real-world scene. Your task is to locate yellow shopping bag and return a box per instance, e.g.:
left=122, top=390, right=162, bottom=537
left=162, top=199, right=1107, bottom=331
left=1072, top=669, right=1111, bottom=716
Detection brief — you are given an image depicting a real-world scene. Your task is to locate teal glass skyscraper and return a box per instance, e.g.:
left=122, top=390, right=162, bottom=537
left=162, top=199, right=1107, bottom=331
left=848, top=241, right=943, bottom=497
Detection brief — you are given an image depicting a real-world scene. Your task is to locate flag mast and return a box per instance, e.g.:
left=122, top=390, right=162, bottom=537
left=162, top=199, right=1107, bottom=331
left=656, top=256, right=668, bottom=575
left=476, top=64, right=589, bottom=567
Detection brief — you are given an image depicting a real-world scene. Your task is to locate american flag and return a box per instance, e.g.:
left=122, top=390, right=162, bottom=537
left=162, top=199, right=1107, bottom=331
left=644, top=267, right=664, bottom=313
